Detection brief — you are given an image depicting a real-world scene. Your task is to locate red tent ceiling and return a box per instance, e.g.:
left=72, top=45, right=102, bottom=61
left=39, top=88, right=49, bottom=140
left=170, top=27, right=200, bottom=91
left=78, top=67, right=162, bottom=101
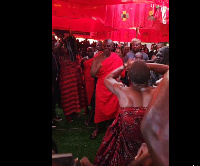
left=52, top=0, right=169, bottom=42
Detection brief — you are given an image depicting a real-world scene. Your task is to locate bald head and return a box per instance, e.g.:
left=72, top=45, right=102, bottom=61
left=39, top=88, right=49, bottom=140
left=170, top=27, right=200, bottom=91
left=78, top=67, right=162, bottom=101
left=135, top=52, right=143, bottom=61
left=103, top=39, right=114, bottom=56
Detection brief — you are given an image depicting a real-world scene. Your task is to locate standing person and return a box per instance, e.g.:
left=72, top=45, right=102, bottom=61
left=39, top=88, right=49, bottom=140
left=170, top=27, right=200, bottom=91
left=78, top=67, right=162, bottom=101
left=123, top=39, right=149, bottom=86
left=80, top=47, right=93, bottom=116
left=90, top=39, right=123, bottom=139
left=124, top=38, right=149, bottom=63
left=94, top=41, right=103, bottom=56
left=154, top=46, right=169, bottom=65
left=149, top=46, right=169, bottom=86
left=157, top=42, right=167, bottom=51
left=115, top=48, right=126, bottom=82
left=115, top=48, right=123, bottom=59
left=82, top=47, right=95, bottom=124
left=58, top=34, right=86, bottom=122
left=120, top=46, right=130, bottom=86
left=122, top=46, right=130, bottom=61
left=52, top=35, right=62, bottom=128
left=86, top=41, right=103, bottom=125
left=150, top=42, right=166, bottom=62
left=80, top=60, right=169, bottom=166
left=148, top=43, right=157, bottom=60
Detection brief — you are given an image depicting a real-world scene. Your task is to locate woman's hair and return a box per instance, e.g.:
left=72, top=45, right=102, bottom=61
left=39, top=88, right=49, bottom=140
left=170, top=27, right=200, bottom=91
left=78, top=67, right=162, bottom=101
left=128, top=61, right=150, bottom=84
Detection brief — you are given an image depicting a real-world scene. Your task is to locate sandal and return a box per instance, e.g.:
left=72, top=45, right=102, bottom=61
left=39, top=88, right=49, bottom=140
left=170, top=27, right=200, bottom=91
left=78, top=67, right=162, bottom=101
left=90, top=130, right=99, bottom=139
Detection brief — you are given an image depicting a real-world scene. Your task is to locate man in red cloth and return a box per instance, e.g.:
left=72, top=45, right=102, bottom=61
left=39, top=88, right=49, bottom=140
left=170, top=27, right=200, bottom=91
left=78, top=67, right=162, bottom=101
left=84, top=41, right=103, bottom=125
left=90, top=39, right=123, bottom=139
left=82, top=47, right=95, bottom=124
left=83, top=47, right=95, bottom=108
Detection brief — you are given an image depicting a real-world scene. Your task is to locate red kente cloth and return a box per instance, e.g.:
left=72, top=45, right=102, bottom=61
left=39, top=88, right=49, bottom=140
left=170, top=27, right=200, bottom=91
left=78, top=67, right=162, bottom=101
left=59, top=60, right=86, bottom=116
left=83, top=58, right=94, bottom=105
left=94, top=107, right=147, bottom=166
left=95, top=52, right=123, bottom=123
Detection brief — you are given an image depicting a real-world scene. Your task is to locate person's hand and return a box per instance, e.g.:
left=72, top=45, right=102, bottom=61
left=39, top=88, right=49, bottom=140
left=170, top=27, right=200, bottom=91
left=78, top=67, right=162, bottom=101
left=127, top=143, right=152, bottom=166
left=135, top=143, right=149, bottom=160
left=62, top=33, right=69, bottom=43
left=96, top=62, right=102, bottom=70
left=80, top=157, right=93, bottom=166
left=124, top=58, right=135, bottom=71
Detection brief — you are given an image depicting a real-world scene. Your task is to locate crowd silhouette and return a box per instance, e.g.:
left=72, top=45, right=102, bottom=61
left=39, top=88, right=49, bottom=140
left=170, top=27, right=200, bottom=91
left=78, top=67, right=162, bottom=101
left=52, top=33, right=169, bottom=166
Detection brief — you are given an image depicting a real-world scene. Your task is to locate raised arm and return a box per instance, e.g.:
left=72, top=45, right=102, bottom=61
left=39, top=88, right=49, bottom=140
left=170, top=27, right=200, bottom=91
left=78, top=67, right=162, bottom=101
left=146, top=63, right=169, bottom=75
left=140, top=70, right=169, bottom=166
left=54, top=34, right=69, bottom=52
left=125, top=59, right=169, bottom=75
left=104, top=65, right=125, bottom=95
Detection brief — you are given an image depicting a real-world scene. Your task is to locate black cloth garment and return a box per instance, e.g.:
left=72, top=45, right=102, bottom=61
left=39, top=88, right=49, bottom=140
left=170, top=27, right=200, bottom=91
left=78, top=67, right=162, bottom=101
left=52, top=51, right=60, bottom=86
left=52, top=51, right=61, bottom=119
left=90, top=77, right=98, bottom=109
left=65, top=35, right=78, bottom=62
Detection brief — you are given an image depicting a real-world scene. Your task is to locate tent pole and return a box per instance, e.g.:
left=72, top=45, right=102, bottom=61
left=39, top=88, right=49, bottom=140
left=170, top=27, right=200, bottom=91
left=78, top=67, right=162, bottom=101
left=136, top=27, right=138, bottom=38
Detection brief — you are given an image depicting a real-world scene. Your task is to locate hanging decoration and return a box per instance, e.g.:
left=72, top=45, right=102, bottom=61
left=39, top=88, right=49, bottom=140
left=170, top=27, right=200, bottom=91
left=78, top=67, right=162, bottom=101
left=161, top=5, right=169, bottom=24
left=148, top=4, right=155, bottom=21
left=121, top=11, right=129, bottom=21
left=148, top=4, right=162, bottom=21
left=154, top=5, right=162, bottom=21
left=148, top=4, right=169, bottom=24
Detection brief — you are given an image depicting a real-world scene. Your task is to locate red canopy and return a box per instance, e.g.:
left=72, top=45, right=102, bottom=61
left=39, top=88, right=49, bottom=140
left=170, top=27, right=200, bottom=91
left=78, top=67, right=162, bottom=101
left=52, top=0, right=169, bottom=42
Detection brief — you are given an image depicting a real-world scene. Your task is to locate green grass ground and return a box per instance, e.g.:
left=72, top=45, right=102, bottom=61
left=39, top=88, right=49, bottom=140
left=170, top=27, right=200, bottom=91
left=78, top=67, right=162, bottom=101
left=52, top=105, right=107, bottom=164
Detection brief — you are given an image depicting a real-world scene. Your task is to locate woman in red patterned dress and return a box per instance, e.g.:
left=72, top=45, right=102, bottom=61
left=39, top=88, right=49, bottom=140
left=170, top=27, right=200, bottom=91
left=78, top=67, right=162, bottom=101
left=80, top=60, right=169, bottom=166
left=58, top=40, right=86, bottom=122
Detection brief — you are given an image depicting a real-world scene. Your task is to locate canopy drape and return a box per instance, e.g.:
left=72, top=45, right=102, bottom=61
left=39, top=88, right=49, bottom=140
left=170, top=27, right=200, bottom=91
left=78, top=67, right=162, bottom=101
left=52, top=0, right=169, bottom=42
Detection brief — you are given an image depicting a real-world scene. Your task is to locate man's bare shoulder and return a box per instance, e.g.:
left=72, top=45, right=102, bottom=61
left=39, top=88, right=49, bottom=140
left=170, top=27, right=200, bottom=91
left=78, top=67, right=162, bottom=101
left=142, top=86, right=157, bottom=96
left=113, top=82, right=128, bottom=93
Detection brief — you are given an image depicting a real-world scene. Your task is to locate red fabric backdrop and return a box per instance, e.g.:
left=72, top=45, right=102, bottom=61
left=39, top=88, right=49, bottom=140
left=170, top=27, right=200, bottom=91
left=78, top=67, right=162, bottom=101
left=52, top=0, right=169, bottom=43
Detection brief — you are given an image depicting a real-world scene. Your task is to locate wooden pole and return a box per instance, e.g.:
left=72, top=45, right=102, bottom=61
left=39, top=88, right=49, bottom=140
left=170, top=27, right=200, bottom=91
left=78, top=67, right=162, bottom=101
left=136, top=27, right=139, bottom=38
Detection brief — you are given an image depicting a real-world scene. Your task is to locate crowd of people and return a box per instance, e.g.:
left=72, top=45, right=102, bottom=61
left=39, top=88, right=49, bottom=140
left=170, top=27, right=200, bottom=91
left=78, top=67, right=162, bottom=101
left=52, top=33, right=169, bottom=166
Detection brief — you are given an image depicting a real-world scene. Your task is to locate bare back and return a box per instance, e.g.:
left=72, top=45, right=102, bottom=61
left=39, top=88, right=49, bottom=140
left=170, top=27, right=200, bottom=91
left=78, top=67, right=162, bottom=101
left=114, top=84, right=156, bottom=107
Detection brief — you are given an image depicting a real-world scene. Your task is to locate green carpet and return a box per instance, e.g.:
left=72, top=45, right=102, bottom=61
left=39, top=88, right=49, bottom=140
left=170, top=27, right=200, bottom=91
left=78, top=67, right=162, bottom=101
left=52, top=105, right=107, bottom=164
